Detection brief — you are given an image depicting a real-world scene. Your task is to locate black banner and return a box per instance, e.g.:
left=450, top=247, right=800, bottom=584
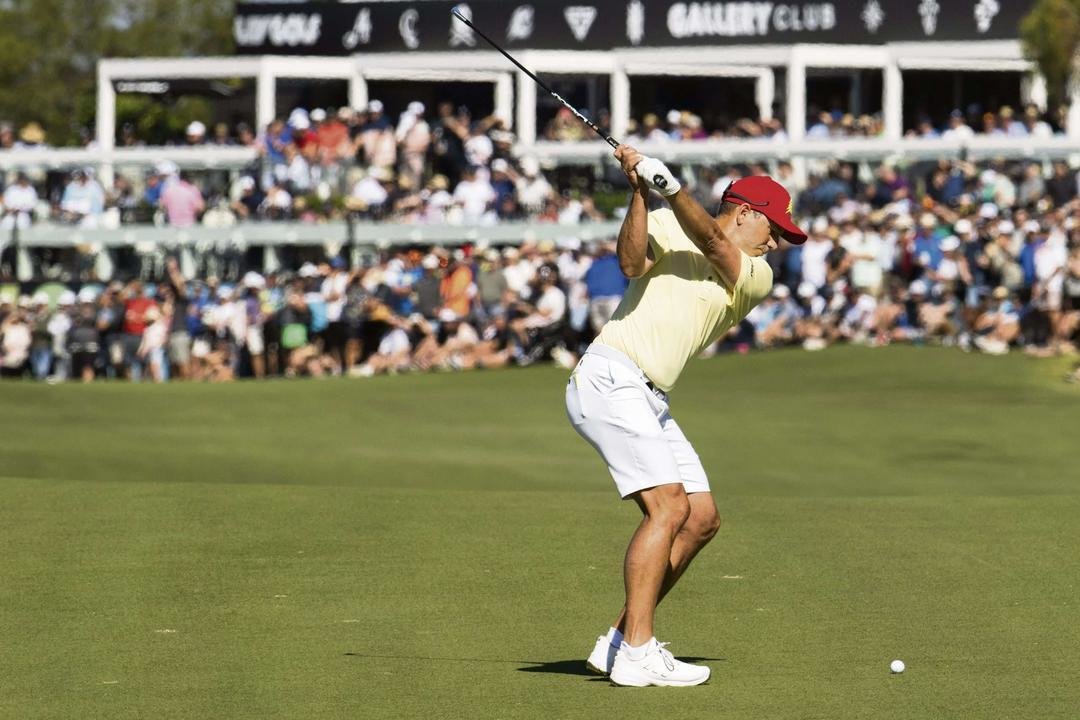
left=234, top=1, right=1032, bottom=55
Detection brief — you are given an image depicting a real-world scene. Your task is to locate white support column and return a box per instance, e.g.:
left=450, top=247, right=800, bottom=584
left=785, top=50, right=806, bottom=141
left=756, top=69, right=775, bottom=121
left=256, top=59, right=276, bottom=131
left=349, top=72, right=368, bottom=112
left=883, top=58, right=903, bottom=142
left=95, top=63, right=116, bottom=187
left=1069, top=73, right=1080, bottom=142
left=1021, top=72, right=1048, bottom=112
left=495, top=73, right=514, bottom=130
left=610, top=67, right=630, bottom=142
left=516, top=69, right=537, bottom=145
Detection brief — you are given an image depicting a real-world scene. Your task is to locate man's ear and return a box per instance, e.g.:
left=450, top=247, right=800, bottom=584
left=734, top=204, right=748, bottom=226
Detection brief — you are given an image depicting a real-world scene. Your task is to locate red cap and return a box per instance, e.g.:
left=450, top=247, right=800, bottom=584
left=721, top=176, right=807, bottom=244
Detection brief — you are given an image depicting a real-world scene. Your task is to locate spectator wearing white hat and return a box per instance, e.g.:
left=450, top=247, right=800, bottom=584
left=452, top=165, right=496, bottom=224
left=185, top=121, right=206, bottom=145
left=47, top=291, right=76, bottom=381
left=396, top=101, right=431, bottom=184
left=59, top=168, right=105, bottom=228
left=231, top=176, right=264, bottom=221
left=357, top=99, right=396, bottom=171
left=514, top=157, right=554, bottom=216
left=1, top=172, right=38, bottom=231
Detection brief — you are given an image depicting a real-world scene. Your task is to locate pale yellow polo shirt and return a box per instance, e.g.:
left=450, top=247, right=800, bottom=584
left=595, top=207, right=773, bottom=391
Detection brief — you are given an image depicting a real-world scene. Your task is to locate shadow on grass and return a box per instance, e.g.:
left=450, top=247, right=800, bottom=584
left=344, top=653, right=722, bottom=679
left=517, top=658, right=723, bottom=677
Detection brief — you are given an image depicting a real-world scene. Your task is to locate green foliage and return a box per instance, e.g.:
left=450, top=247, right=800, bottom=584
left=1021, top=0, right=1080, bottom=106
left=0, top=0, right=233, bottom=146
left=116, top=94, right=212, bottom=145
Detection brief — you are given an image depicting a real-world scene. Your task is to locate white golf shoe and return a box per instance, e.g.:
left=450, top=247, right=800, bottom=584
left=609, top=639, right=711, bottom=687
left=586, top=634, right=620, bottom=675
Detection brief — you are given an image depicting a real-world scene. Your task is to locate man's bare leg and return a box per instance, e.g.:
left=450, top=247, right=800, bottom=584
left=620, top=483, right=691, bottom=647
left=613, top=491, right=721, bottom=636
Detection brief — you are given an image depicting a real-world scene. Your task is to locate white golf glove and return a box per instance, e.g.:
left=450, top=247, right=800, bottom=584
left=635, top=156, right=681, bottom=197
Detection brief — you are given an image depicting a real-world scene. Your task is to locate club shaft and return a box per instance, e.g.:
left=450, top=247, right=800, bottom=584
left=451, top=8, right=619, bottom=149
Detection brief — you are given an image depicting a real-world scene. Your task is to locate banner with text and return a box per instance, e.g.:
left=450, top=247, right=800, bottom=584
left=234, top=1, right=1031, bottom=55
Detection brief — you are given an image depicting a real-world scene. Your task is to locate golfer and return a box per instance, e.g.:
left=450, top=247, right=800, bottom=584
left=566, top=145, right=807, bottom=686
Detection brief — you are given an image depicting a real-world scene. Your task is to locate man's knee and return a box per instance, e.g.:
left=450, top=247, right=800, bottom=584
left=640, top=483, right=691, bottom=531
left=687, top=501, right=721, bottom=544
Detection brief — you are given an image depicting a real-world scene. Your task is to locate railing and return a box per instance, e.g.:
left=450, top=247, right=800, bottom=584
left=3, top=137, right=1080, bottom=175
left=3, top=219, right=623, bottom=249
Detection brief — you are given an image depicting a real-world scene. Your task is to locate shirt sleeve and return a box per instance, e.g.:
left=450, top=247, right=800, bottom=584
left=730, top=253, right=774, bottom=318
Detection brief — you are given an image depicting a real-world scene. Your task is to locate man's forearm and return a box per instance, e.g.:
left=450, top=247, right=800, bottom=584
left=617, top=190, right=651, bottom=277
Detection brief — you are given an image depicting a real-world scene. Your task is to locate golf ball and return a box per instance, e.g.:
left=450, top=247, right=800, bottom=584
left=890, top=659, right=905, bottom=674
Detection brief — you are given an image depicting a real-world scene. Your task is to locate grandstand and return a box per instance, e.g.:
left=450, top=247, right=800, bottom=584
left=0, top=0, right=1071, bottom=264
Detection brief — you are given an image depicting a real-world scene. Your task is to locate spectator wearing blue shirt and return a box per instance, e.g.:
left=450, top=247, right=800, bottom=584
left=584, top=241, right=628, bottom=334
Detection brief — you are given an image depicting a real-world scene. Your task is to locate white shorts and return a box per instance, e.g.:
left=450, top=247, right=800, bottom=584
left=565, top=343, right=709, bottom=499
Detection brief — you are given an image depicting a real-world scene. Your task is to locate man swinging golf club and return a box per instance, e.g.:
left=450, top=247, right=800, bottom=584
left=566, top=145, right=807, bottom=687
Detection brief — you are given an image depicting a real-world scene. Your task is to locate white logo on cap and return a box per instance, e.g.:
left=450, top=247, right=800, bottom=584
left=565, top=6, right=597, bottom=42
left=450, top=4, right=476, bottom=47
left=399, top=8, right=420, bottom=48
left=974, top=0, right=999, bottom=33
left=626, top=1, right=644, bottom=45
left=343, top=8, right=372, bottom=49
left=507, top=5, right=534, bottom=41
left=861, top=0, right=884, bottom=33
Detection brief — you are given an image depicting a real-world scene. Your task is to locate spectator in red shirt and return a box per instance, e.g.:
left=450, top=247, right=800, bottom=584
left=314, top=108, right=350, bottom=163
left=122, top=280, right=158, bottom=381
left=160, top=172, right=205, bottom=228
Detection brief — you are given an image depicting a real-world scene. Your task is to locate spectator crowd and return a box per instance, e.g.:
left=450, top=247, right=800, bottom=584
left=1, top=99, right=1072, bottom=232
left=3, top=150, right=1080, bottom=384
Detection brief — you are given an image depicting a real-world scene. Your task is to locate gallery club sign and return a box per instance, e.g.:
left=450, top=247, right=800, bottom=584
left=666, top=2, right=837, bottom=38
left=232, top=1, right=1030, bottom=54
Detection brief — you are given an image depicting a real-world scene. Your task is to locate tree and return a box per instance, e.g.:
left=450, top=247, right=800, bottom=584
left=1021, top=0, right=1080, bottom=107
left=0, top=0, right=233, bottom=146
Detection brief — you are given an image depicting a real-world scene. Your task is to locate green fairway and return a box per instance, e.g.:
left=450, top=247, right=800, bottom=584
left=2, top=346, right=1078, bottom=719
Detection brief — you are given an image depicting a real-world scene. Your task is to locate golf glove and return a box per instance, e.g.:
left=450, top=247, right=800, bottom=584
left=635, top=157, right=681, bottom=197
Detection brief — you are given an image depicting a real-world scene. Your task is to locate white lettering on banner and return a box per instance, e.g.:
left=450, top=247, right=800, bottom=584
left=774, top=4, right=835, bottom=32
left=974, top=0, right=999, bottom=33
left=450, top=4, right=477, bottom=47
left=565, top=6, right=598, bottom=42
left=626, top=0, right=645, bottom=45
left=918, top=0, right=939, bottom=35
left=507, top=5, right=535, bottom=41
left=399, top=8, right=420, bottom=49
left=343, top=9, right=372, bottom=49
left=666, top=3, right=836, bottom=39
left=234, top=14, right=323, bottom=47
left=861, top=0, right=884, bottom=33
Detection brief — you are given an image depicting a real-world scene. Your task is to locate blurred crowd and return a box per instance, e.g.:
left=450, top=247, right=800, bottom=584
left=0, top=242, right=609, bottom=383
left=0, top=101, right=585, bottom=230
left=0, top=99, right=1073, bottom=231
left=3, top=150, right=1080, bottom=384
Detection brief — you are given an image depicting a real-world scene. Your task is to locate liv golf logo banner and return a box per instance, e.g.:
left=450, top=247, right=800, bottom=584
left=234, top=1, right=1031, bottom=54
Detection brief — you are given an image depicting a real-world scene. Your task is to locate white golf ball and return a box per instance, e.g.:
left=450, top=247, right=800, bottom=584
left=890, top=659, right=905, bottom=674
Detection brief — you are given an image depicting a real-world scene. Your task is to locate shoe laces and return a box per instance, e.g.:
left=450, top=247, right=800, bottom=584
left=655, top=641, right=676, bottom=672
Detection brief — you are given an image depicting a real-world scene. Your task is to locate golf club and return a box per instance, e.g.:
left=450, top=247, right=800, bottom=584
left=450, top=5, right=619, bottom=149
